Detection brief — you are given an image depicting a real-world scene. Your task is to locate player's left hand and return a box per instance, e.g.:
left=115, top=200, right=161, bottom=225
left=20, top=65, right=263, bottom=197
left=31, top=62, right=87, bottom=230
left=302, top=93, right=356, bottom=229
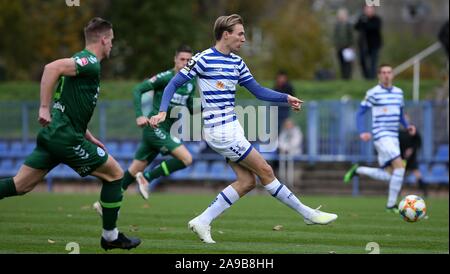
left=287, top=95, right=304, bottom=112
left=92, top=138, right=107, bottom=152
left=85, top=133, right=107, bottom=151
left=407, top=125, right=416, bottom=136
left=149, top=112, right=167, bottom=128
left=38, top=107, right=52, bottom=127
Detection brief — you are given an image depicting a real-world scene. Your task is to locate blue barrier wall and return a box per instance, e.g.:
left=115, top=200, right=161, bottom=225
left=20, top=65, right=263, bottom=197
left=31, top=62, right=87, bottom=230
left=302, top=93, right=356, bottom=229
left=0, top=99, right=448, bottom=188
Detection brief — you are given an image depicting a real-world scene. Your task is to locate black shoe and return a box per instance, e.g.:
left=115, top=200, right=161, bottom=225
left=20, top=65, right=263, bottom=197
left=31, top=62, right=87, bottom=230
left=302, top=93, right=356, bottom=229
left=101, top=232, right=141, bottom=251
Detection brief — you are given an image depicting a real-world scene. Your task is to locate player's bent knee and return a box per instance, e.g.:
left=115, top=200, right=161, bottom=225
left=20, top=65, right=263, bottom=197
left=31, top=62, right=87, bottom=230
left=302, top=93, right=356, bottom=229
left=108, top=165, right=124, bottom=181
left=182, top=154, right=193, bottom=166
left=13, top=179, right=38, bottom=195
left=94, top=157, right=124, bottom=182
left=128, top=160, right=147, bottom=175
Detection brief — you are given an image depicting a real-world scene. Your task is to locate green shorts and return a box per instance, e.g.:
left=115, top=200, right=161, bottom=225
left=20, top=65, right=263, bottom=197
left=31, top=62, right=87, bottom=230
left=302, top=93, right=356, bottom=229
left=24, top=113, right=108, bottom=177
left=134, top=126, right=182, bottom=162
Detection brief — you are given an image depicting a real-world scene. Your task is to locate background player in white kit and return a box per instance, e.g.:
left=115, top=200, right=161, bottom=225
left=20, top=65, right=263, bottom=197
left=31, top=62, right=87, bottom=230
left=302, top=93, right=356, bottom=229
left=344, top=64, right=416, bottom=213
left=148, top=14, right=337, bottom=244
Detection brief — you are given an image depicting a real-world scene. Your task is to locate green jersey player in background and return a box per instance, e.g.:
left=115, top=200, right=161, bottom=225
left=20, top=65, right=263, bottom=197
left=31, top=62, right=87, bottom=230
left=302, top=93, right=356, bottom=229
left=0, top=18, right=140, bottom=251
left=94, top=45, right=196, bottom=207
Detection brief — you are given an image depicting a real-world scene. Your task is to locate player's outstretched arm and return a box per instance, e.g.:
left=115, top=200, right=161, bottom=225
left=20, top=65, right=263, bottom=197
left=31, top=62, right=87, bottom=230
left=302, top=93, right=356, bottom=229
left=39, top=58, right=77, bottom=127
left=149, top=73, right=188, bottom=128
left=242, top=79, right=303, bottom=111
left=242, top=79, right=288, bottom=102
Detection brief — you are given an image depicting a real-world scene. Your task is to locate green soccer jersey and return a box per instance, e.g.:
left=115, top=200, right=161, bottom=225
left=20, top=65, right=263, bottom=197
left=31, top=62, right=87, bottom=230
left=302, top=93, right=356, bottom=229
left=52, top=49, right=101, bottom=133
left=133, top=69, right=196, bottom=130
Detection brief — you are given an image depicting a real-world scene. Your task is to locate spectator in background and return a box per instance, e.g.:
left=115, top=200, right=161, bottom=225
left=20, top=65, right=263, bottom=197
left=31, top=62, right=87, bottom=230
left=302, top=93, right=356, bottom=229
left=438, top=20, right=449, bottom=59
left=355, top=5, right=383, bottom=80
left=273, top=70, right=295, bottom=133
left=334, top=8, right=354, bottom=80
left=399, top=114, right=427, bottom=197
left=277, top=118, right=303, bottom=186
left=278, top=118, right=303, bottom=156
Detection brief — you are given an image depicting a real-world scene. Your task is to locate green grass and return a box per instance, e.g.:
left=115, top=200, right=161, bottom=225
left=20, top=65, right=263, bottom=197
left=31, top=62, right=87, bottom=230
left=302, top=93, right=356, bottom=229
left=0, top=193, right=448, bottom=254
left=0, top=79, right=442, bottom=101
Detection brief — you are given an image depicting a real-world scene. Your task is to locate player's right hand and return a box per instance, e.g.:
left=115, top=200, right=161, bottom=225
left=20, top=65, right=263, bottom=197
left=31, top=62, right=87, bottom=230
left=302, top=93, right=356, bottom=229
left=38, top=107, right=51, bottom=127
left=136, top=116, right=150, bottom=128
left=360, top=132, right=372, bottom=142
left=287, top=95, right=304, bottom=112
left=149, top=112, right=167, bottom=129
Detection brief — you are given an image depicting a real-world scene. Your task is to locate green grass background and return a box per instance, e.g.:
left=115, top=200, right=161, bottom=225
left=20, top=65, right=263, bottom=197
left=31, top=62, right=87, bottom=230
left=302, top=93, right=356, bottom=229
left=0, top=79, right=442, bottom=101
left=0, top=193, right=447, bottom=254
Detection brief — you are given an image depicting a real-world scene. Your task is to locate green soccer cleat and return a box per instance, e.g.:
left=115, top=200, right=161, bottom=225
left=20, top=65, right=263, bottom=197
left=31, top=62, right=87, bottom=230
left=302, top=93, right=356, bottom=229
left=385, top=205, right=399, bottom=214
left=343, top=164, right=359, bottom=184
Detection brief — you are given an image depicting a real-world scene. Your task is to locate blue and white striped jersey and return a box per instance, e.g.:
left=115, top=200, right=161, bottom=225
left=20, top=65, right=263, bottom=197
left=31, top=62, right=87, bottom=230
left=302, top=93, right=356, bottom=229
left=361, top=85, right=405, bottom=141
left=179, top=47, right=254, bottom=128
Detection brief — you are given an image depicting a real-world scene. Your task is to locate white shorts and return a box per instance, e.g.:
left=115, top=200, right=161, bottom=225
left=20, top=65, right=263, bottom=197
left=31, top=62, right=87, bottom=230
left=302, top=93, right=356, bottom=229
left=373, top=137, right=401, bottom=168
left=203, top=120, right=253, bottom=163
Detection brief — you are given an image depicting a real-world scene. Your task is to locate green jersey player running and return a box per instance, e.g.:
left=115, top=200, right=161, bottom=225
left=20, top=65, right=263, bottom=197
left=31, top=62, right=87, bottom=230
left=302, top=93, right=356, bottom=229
left=0, top=18, right=140, bottom=251
left=94, top=45, right=196, bottom=209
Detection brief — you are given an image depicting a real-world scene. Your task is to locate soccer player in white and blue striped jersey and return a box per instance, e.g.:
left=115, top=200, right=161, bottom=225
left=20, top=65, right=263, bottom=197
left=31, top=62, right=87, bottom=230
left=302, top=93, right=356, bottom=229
left=149, top=14, right=337, bottom=243
left=344, top=64, right=416, bottom=212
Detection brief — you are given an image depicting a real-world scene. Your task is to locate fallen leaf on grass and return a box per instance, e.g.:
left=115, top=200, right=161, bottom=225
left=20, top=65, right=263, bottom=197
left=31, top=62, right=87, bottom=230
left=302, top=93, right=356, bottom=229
left=129, top=225, right=139, bottom=232
left=80, top=205, right=91, bottom=210
left=272, top=225, right=283, bottom=231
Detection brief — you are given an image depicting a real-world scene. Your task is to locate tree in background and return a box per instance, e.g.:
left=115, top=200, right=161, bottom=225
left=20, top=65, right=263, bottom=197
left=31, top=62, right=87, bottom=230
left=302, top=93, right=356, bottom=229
left=0, top=0, right=446, bottom=81
left=105, top=0, right=210, bottom=79
left=251, top=0, right=333, bottom=79
left=0, top=0, right=94, bottom=80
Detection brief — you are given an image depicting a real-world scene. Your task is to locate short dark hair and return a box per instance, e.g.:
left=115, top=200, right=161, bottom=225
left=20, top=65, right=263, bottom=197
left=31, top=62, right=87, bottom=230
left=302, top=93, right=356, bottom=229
left=213, top=14, right=243, bottom=41
left=176, top=45, right=193, bottom=56
left=378, top=64, right=392, bottom=73
left=84, top=17, right=113, bottom=44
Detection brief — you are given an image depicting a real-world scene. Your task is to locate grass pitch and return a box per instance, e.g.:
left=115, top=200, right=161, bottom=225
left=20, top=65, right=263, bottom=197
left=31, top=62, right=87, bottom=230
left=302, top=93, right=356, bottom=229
left=0, top=192, right=448, bottom=254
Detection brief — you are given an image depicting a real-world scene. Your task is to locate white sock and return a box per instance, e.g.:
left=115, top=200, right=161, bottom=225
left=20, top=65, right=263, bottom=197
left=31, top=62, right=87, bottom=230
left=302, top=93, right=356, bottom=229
left=357, top=167, right=391, bottom=182
left=387, top=168, right=405, bottom=208
left=102, top=228, right=119, bottom=242
left=264, top=178, right=315, bottom=220
left=197, top=185, right=240, bottom=225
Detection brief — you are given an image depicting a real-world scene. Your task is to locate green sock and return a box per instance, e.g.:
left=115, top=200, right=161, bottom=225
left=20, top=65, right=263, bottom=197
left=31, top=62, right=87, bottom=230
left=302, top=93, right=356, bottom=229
left=100, top=178, right=123, bottom=230
left=144, top=159, right=186, bottom=180
left=0, top=178, right=17, bottom=200
left=121, top=170, right=135, bottom=191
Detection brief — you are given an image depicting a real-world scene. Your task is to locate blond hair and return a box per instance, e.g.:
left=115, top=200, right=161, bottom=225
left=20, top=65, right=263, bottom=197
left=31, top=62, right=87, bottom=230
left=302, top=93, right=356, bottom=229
left=213, top=14, right=243, bottom=41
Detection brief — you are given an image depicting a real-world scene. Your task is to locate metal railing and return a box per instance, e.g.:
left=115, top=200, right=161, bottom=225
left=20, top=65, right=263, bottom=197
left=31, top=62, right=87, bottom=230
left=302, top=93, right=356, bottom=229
left=393, top=42, right=443, bottom=102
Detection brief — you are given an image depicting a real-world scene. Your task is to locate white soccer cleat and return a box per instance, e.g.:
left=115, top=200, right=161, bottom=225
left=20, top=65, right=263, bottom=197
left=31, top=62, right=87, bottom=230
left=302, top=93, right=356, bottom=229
left=93, top=201, right=103, bottom=217
left=304, top=206, right=338, bottom=225
left=136, top=172, right=149, bottom=200
left=188, top=217, right=216, bottom=244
